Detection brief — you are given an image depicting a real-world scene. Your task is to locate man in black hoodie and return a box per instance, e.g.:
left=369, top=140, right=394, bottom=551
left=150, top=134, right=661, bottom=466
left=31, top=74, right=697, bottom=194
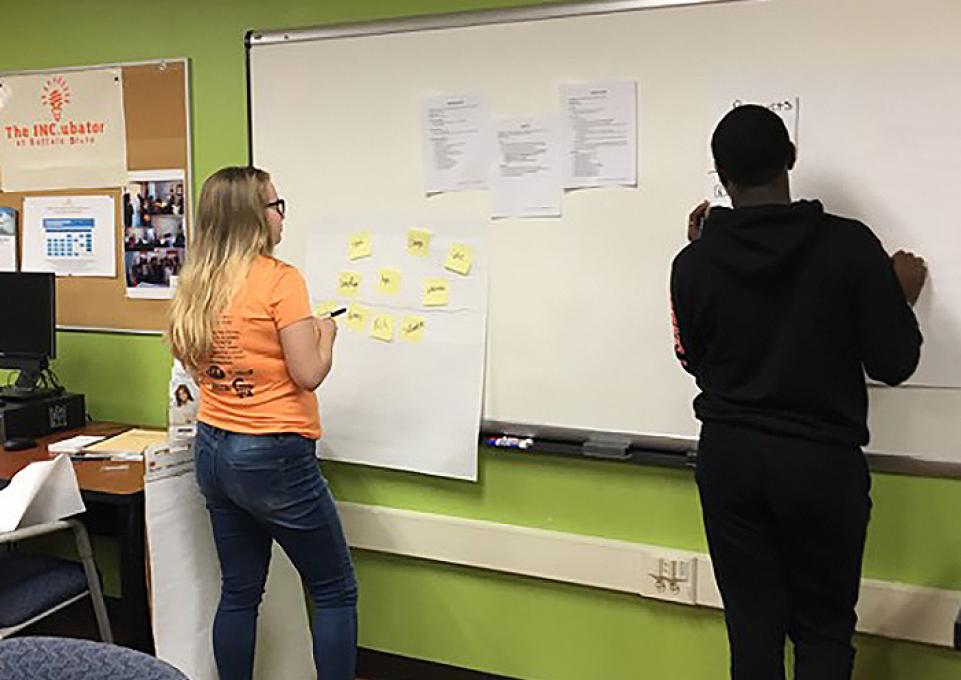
left=671, top=105, right=926, bottom=680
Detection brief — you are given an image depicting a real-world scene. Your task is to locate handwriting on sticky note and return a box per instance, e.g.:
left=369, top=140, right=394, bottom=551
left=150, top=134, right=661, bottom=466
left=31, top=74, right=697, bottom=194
left=313, top=300, right=337, bottom=316
left=337, top=271, right=362, bottom=297
left=423, top=277, right=449, bottom=307
left=444, top=243, right=473, bottom=276
left=347, top=232, right=372, bottom=260
left=345, top=303, right=369, bottom=332
left=407, top=228, right=432, bottom=257
left=400, top=315, right=426, bottom=343
left=370, top=313, right=394, bottom=342
left=378, top=268, right=401, bottom=295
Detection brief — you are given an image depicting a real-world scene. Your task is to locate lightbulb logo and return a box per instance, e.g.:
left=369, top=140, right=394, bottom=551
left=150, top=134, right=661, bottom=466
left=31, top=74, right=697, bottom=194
left=40, top=76, right=72, bottom=122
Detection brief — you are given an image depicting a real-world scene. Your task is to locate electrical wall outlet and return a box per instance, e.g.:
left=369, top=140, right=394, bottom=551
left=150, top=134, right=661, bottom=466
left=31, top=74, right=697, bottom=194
left=639, top=552, right=697, bottom=604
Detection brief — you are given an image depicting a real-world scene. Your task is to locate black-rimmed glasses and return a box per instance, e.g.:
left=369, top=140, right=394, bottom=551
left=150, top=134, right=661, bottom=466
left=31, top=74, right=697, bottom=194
left=265, top=198, right=286, bottom=218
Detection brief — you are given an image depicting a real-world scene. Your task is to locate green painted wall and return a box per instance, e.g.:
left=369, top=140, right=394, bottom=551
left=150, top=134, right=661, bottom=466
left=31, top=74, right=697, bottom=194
left=355, top=551, right=961, bottom=680
left=52, top=332, right=171, bottom=427
left=5, top=1, right=959, bottom=677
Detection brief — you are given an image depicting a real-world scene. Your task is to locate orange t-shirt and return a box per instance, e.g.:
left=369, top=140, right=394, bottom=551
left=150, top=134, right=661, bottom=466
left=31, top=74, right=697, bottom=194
left=198, top=256, right=321, bottom=439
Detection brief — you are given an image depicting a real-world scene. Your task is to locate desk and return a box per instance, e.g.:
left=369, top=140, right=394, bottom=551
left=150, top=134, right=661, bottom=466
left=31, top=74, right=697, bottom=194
left=0, top=422, right=152, bottom=652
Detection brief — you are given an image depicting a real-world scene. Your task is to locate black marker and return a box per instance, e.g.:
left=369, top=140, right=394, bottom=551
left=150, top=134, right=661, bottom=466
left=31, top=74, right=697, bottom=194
left=318, top=307, right=347, bottom=319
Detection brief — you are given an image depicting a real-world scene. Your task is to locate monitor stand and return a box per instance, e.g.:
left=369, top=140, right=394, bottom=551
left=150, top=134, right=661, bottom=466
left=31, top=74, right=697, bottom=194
left=0, top=363, right=63, bottom=401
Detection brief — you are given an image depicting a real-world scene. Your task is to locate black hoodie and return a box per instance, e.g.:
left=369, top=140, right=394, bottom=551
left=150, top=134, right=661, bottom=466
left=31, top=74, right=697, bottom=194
left=670, top=200, right=921, bottom=447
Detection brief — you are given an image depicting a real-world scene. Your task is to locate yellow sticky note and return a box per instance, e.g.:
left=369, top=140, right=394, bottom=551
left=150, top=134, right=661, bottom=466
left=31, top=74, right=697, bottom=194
left=399, top=315, right=426, bottom=343
left=337, top=271, right=362, bottom=297
left=407, top=228, right=432, bottom=257
left=345, top=303, right=369, bottom=332
left=370, top=313, right=395, bottom=342
left=347, top=232, right=372, bottom=260
left=423, top=277, right=449, bottom=307
left=313, top=300, right=337, bottom=316
left=444, top=243, right=473, bottom=276
left=377, top=268, right=402, bottom=295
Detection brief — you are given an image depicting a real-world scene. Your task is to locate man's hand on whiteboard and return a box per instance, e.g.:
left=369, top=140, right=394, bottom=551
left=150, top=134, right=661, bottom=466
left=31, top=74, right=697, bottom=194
left=891, top=250, right=927, bottom=306
left=688, top=200, right=710, bottom=242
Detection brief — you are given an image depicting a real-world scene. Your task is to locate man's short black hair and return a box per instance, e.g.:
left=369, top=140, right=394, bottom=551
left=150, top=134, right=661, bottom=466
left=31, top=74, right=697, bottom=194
left=711, top=104, right=792, bottom=188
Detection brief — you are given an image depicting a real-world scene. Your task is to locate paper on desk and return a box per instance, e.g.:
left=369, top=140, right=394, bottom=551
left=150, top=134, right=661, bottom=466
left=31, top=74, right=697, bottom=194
left=86, top=428, right=167, bottom=455
left=48, top=435, right=106, bottom=454
left=0, top=454, right=85, bottom=532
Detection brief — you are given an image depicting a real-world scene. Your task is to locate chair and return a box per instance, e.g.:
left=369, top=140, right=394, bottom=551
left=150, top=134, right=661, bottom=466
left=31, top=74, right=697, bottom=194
left=0, top=519, right=111, bottom=642
left=0, top=636, right=188, bottom=679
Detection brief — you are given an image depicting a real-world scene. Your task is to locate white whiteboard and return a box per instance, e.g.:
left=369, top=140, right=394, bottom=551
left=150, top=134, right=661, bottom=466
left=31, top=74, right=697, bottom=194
left=249, top=0, right=961, bottom=470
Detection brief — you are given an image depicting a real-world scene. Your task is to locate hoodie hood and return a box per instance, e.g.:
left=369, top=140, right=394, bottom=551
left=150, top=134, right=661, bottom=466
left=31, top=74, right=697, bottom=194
left=700, top=200, right=825, bottom=280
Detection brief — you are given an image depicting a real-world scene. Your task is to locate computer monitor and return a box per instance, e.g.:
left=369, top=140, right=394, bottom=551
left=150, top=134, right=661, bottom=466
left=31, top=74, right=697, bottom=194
left=0, top=272, right=58, bottom=399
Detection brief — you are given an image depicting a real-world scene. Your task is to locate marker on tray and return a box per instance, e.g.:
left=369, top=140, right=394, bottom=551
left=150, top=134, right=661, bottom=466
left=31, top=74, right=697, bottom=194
left=483, top=435, right=534, bottom=450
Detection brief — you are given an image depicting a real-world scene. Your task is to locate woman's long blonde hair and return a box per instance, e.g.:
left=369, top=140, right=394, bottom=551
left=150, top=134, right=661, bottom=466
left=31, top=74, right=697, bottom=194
left=168, top=166, right=274, bottom=371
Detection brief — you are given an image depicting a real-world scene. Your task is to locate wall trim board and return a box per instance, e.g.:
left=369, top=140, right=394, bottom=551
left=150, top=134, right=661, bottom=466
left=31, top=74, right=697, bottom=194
left=337, top=501, right=961, bottom=649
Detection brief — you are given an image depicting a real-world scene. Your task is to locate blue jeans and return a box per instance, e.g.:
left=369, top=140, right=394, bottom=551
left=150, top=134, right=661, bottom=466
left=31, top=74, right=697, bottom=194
left=194, top=422, right=357, bottom=680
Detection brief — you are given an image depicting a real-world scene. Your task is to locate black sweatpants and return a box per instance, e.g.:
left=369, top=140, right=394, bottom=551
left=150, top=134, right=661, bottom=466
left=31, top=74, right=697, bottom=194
left=695, top=422, right=872, bottom=680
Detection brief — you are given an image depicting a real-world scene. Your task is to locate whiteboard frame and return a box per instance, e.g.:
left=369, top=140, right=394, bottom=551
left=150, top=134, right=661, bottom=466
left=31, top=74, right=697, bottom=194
left=246, top=1, right=755, bottom=48
left=245, top=2, right=961, bottom=479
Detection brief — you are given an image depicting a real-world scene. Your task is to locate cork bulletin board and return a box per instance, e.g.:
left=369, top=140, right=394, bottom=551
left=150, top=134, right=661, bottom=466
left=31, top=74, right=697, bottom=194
left=0, top=59, right=190, bottom=332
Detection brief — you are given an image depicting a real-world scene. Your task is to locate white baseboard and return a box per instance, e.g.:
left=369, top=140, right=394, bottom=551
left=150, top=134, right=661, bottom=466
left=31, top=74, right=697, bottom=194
left=337, top=501, right=961, bottom=649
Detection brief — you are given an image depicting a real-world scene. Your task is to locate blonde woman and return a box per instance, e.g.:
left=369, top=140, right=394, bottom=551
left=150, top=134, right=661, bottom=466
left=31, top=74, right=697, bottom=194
left=169, top=167, right=356, bottom=680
